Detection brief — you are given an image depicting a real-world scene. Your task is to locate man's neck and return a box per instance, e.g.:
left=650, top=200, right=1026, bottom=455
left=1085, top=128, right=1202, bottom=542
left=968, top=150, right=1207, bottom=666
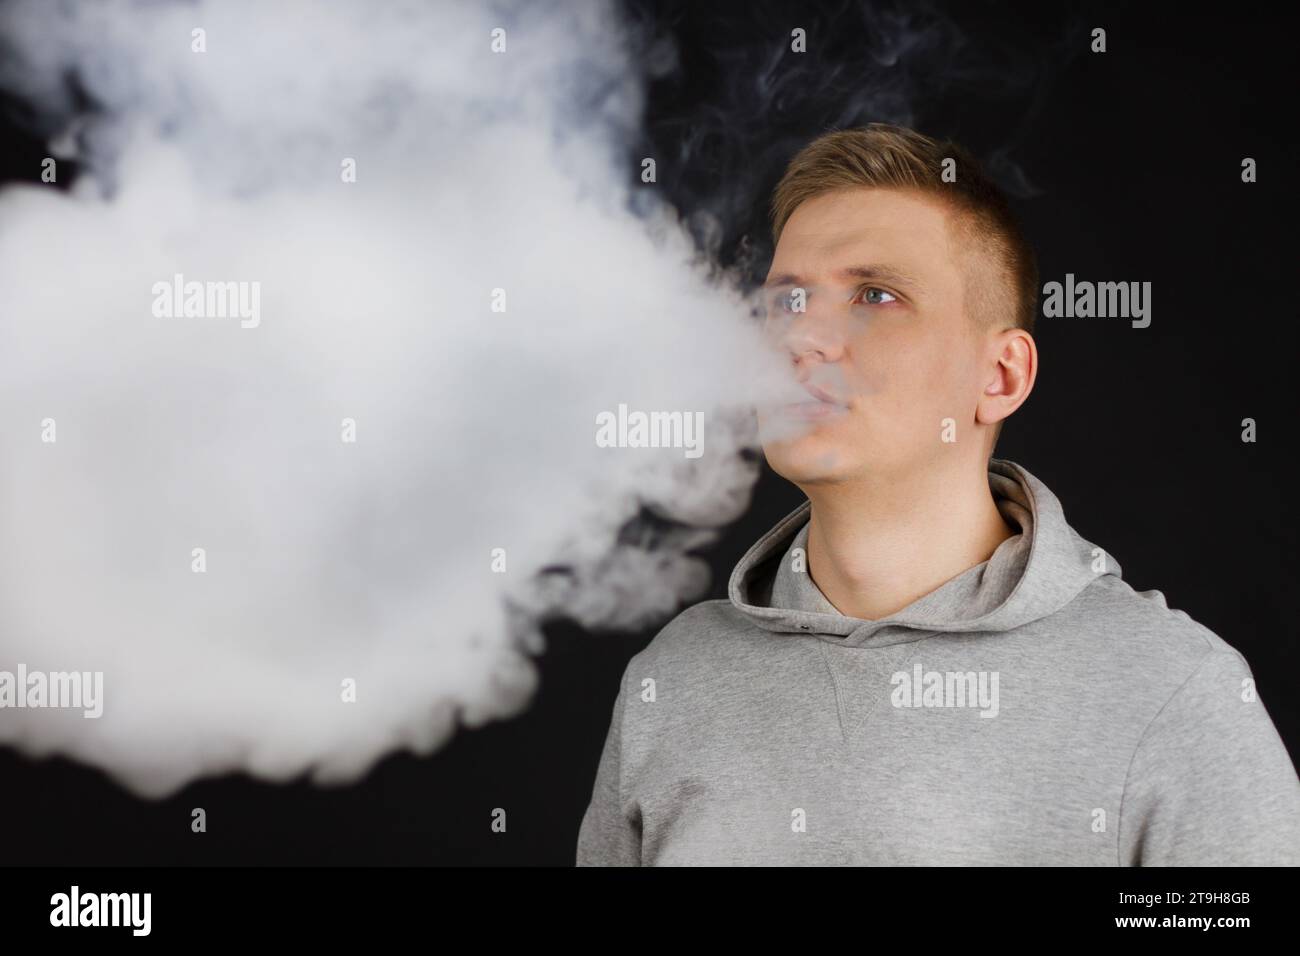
left=802, top=461, right=1015, bottom=621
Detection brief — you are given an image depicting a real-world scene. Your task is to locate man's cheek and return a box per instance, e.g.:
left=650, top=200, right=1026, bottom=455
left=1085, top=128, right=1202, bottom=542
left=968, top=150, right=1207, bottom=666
left=845, top=355, right=889, bottom=404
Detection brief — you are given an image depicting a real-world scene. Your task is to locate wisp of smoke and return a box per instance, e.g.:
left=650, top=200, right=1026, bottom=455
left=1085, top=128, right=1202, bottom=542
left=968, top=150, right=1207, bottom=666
left=0, top=0, right=808, bottom=796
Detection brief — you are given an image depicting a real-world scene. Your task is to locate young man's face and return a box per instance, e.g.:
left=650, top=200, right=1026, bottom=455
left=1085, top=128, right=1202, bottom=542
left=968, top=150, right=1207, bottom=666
left=759, top=186, right=995, bottom=486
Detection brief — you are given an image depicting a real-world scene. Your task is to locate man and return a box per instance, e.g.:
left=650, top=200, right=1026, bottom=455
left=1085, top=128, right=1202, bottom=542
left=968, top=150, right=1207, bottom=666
left=576, top=123, right=1300, bottom=865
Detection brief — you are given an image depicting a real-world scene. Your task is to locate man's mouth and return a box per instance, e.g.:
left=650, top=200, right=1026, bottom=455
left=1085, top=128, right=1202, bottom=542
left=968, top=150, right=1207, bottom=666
left=777, top=382, right=850, bottom=421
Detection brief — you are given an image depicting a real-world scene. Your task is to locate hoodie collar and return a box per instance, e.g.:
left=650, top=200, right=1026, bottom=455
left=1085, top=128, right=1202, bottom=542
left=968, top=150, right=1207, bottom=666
left=727, top=458, right=1117, bottom=647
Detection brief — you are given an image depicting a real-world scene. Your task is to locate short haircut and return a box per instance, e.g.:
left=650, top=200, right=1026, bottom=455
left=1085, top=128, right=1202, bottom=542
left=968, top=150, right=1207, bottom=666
left=769, top=123, right=1038, bottom=451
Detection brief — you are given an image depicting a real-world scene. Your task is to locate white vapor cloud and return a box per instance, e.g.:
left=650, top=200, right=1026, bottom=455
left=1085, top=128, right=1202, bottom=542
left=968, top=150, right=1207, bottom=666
left=0, top=0, right=803, bottom=796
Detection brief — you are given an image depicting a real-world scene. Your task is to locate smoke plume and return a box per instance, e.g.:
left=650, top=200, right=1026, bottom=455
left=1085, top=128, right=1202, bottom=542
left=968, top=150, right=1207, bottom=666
left=0, top=0, right=802, bottom=796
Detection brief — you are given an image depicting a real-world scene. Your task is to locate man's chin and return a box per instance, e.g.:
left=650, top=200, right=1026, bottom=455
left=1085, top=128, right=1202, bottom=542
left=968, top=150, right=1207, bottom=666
left=761, top=434, right=859, bottom=485
left=757, top=408, right=863, bottom=477
left=756, top=406, right=848, bottom=443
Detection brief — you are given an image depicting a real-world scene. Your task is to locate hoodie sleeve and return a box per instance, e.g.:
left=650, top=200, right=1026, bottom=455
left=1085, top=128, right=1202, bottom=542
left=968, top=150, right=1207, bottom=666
left=1118, top=648, right=1300, bottom=865
left=575, top=664, right=641, bottom=866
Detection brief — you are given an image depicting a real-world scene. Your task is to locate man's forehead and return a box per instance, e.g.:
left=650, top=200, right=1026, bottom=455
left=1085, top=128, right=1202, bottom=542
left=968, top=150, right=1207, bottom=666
left=768, top=190, right=958, bottom=286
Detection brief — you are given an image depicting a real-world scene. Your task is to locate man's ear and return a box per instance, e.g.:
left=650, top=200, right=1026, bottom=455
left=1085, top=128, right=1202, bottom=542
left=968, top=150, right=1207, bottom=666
left=976, top=328, right=1037, bottom=427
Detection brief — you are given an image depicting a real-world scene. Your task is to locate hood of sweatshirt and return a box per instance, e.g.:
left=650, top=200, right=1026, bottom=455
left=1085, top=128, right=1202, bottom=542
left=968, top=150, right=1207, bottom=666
left=727, top=458, right=1118, bottom=647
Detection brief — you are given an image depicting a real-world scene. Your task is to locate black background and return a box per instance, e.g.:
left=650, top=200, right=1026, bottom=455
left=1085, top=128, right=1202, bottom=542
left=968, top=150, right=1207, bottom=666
left=0, top=0, right=1295, bottom=865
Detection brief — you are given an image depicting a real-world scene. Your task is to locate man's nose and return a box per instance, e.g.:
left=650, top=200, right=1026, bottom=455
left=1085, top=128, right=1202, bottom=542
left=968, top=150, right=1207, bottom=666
left=778, top=295, right=848, bottom=364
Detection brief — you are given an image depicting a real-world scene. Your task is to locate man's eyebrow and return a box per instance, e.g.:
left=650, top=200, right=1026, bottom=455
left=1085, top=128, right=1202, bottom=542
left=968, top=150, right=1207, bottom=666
left=763, top=264, right=921, bottom=290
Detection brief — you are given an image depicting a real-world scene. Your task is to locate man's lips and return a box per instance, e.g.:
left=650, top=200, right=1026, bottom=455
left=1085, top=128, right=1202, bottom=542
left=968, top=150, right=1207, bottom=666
left=801, top=382, right=845, bottom=406
left=776, top=381, right=850, bottom=420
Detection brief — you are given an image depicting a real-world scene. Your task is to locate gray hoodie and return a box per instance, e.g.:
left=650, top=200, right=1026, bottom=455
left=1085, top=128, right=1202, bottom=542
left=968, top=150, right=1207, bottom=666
left=576, top=458, right=1300, bottom=865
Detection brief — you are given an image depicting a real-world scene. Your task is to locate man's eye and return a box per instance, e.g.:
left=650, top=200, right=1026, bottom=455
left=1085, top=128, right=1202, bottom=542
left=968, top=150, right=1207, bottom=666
left=854, top=286, right=897, bottom=306
left=769, top=291, right=800, bottom=313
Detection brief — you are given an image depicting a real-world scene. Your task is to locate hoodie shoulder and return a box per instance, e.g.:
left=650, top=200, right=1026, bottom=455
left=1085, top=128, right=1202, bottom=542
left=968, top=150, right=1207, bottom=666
left=1070, top=570, right=1248, bottom=675
left=629, top=598, right=764, bottom=671
left=1098, top=578, right=1300, bottom=865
